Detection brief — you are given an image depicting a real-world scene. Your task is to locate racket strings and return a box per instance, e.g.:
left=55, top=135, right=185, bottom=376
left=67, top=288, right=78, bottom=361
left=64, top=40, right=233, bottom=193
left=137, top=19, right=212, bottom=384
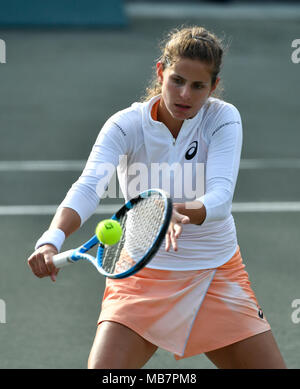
left=101, top=216, right=128, bottom=274
left=101, top=195, right=166, bottom=275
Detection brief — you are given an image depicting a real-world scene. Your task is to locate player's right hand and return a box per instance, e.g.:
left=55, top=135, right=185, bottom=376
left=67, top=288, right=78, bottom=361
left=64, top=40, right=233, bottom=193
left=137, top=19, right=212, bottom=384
left=165, top=208, right=190, bottom=252
left=27, top=244, right=59, bottom=282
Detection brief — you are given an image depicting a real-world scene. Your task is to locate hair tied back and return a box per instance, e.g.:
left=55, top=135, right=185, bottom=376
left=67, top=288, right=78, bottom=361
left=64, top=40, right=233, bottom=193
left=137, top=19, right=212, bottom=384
left=191, top=35, right=213, bottom=43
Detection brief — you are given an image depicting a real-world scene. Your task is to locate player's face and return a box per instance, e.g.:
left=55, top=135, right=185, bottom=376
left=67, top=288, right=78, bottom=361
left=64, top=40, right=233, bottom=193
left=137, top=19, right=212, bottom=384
left=157, top=58, right=219, bottom=125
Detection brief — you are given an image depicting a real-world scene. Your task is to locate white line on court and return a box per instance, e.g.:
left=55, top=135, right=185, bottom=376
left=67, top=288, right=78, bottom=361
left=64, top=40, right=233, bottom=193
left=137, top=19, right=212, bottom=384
left=1, top=159, right=300, bottom=171
left=126, top=2, right=300, bottom=20
left=1, top=202, right=300, bottom=215
left=240, top=159, right=300, bottom=169
left=232, top=202, right=300, bottom=213
left=0, top=160, right=86, bottom=171
left=0, top=205, right=119, bottom=215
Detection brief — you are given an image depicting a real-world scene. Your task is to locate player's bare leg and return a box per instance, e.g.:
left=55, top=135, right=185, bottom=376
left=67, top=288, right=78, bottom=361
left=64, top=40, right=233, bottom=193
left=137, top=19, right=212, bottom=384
left=205, top=330, right=286, bottom=369
left=88, top=321, right=158, bottom=369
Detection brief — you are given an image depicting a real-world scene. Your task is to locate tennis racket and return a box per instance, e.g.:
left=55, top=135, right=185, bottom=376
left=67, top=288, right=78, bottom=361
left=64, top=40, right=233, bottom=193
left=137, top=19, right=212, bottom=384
left=52, top=189, right=173, bottom=279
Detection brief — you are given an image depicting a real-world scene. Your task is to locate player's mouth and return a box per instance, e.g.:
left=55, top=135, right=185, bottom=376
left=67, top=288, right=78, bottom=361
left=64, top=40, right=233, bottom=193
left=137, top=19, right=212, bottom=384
left=174, top=103, right=192, bottom=112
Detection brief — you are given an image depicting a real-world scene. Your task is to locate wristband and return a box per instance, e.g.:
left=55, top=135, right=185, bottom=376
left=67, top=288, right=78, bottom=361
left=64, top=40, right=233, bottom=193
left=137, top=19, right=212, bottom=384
left=35, top=228, right=66, bottom=252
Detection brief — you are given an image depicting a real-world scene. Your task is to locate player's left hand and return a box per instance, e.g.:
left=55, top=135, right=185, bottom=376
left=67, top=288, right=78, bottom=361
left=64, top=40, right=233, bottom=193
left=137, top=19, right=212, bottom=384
left=165, top=206, right=190, bottom=252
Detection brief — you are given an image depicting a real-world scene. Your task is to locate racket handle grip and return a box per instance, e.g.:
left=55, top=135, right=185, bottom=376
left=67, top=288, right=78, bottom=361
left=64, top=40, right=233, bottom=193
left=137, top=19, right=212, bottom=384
left=52, top=250, right=75, bottom=268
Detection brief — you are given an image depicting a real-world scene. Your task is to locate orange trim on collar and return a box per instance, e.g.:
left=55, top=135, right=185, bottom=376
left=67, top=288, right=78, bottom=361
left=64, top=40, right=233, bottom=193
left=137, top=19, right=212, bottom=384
left=151, top=99, right=160, bottom=121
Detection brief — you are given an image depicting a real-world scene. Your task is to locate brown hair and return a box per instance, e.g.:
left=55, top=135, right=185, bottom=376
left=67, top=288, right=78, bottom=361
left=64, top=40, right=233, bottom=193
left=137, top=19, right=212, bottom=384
left=142, top=26, right=225, bottom=101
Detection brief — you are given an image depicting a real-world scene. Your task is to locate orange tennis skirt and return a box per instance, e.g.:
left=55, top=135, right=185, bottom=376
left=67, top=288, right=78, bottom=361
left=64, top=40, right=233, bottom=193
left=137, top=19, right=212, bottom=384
left=98, top=246, right=271, bottom=359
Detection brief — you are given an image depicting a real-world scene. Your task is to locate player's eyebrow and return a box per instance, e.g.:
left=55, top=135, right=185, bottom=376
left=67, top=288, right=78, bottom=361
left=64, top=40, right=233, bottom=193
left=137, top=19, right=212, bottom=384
left=172, top=73, right=209, bottom=85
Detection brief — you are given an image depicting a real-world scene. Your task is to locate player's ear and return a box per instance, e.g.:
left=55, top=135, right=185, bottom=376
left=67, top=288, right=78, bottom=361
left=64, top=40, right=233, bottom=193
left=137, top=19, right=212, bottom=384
left=156, top=62, right=164, bottom=84
left=209, top=77, right=220, bottom=96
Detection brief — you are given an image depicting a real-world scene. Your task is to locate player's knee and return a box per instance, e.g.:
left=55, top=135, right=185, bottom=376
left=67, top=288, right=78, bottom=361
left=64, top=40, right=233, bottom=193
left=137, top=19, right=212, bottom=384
left=87, top=355, right=120, bottom=369
left=87, top=355, right=101, bottom=369
left=87, top=350, right=116, bottom=369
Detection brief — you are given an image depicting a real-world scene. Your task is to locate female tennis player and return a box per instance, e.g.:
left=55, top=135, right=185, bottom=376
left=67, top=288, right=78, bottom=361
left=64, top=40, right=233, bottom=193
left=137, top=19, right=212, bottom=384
left=27, top=26, right=286, bottom=369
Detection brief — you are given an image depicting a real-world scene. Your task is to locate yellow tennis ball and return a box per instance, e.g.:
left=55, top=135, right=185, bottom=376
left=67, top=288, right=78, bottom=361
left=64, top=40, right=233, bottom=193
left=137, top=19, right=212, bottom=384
left=95, top=219, right=122, bottom=245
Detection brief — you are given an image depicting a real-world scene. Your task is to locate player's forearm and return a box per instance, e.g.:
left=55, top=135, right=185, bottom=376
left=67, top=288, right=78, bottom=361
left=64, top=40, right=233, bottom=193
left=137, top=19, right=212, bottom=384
left=174, top=201, right=206, bottom=225
left=34, top=207, right=81, bottom=252
left=49, top=207, right=81, bottom=238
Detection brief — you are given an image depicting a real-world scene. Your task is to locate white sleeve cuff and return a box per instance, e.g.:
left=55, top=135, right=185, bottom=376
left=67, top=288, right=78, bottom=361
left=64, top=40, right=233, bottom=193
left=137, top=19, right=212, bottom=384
left=196, top=188, right=232, bottom=223
left=35, top=228, right=66, bottom=252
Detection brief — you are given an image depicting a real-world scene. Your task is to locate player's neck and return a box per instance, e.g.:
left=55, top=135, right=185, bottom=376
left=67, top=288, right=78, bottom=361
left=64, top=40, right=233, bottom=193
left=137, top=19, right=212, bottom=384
left=157, top=99, right=183, bottom=139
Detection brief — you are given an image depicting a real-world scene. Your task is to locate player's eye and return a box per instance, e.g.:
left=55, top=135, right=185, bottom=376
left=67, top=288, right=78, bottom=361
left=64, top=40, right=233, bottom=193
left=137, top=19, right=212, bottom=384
left=193, top=83, right=205, bottom=90
left=172, top=76, right=184, bottom=85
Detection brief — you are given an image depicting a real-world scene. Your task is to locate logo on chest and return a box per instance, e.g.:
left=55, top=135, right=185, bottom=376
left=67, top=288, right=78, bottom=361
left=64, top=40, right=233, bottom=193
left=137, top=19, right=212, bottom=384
left=185, top=141, right=198, bottom=160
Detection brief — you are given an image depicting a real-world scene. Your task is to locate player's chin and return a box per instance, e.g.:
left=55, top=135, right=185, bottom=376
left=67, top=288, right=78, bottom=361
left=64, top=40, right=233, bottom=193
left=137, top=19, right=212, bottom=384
left=171, top=109, right=190, bottom=120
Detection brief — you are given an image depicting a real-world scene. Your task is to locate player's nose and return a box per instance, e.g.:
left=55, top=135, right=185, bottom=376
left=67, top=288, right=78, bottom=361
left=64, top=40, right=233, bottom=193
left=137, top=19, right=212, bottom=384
left=179, top=85, right=191, bottom=100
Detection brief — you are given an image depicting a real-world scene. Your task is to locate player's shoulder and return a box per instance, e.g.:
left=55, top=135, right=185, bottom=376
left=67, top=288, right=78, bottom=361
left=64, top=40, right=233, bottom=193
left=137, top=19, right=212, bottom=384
left=203, top=97, right=241, bottom=120
left=105, top=102, right=143, bottom=135
left=201, top=98, right=242, bottom=141
left=95, top=103, right=144, bottom=151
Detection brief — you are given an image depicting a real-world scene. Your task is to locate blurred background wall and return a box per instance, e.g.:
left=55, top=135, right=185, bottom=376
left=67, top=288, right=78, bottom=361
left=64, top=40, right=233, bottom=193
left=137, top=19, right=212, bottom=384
left=0, top=0, right=127, bottom=26
left=0, top=0, right=300, bottom=28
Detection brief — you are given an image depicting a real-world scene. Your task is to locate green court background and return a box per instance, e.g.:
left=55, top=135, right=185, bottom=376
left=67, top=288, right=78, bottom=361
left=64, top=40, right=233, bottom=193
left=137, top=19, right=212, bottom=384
left=0, top=3, right=300, bottom=368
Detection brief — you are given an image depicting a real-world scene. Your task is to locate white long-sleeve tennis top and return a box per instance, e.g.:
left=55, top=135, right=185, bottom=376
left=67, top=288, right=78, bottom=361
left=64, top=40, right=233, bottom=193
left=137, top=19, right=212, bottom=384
left=59, top=95, right=243, bottom=270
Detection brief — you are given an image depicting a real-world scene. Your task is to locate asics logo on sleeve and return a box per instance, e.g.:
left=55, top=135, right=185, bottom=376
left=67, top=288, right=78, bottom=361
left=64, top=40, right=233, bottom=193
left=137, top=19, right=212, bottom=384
left=211, top=121, right=240, bottom=137
left=185, top=141, right=198, bottom=160
left=112, top=122, right=126, bottom=137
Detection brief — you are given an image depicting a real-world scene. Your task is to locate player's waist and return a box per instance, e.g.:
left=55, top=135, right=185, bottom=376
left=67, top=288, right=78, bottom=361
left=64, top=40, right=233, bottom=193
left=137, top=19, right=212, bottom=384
left=146, top=216, right=238, bottom=271
left=178, top=214, right=235, bottom=237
